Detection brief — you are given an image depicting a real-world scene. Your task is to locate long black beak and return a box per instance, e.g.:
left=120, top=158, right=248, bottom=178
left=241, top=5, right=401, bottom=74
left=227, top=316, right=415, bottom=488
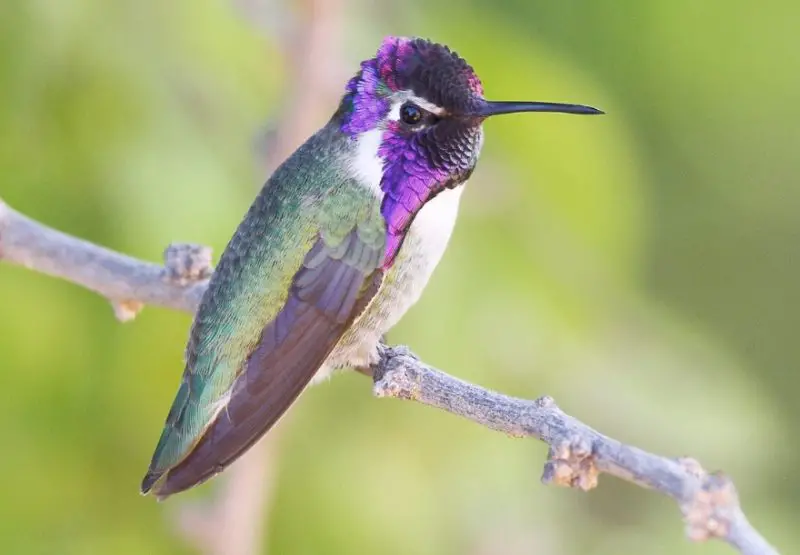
left=473, top=100, right=604, bottom=117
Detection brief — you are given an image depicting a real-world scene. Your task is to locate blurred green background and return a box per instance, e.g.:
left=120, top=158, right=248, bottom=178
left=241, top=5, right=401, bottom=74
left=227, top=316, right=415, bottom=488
left=1, top=0, right=797, bottom=553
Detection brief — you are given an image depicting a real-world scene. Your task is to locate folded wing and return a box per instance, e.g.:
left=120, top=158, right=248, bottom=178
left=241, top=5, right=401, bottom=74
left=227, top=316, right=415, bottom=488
left=142, top=225, right=384, bottom=498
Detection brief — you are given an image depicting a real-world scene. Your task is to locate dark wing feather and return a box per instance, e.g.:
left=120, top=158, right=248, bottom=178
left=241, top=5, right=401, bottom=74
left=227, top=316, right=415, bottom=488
left=143, top=229, right=383, bottom=498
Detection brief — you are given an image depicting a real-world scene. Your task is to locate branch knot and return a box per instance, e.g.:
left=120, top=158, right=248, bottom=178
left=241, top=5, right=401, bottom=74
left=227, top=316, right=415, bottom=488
left=162, top=243, right=213, bottom=285
left=372, top=345, right=422, bottom=400
left=111, top=299, right=145, bottom=322
left=682, top=468, right=740, bottom=542
left=535, top=395, right=558, bottom=409
left=542, top=435, right=599, bottom=491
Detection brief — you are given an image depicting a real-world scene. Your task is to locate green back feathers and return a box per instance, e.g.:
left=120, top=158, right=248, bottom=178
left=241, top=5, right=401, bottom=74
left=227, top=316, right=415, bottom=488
left=142, top=127, right=386, bottom=493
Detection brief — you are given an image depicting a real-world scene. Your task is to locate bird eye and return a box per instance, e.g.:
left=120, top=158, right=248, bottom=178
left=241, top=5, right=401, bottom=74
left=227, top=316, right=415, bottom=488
left=400, top=102, right=423, bottom=125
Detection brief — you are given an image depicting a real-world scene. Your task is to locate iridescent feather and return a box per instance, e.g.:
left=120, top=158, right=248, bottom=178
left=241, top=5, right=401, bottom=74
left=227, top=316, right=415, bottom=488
left=141, top=125, right=386, bottom=498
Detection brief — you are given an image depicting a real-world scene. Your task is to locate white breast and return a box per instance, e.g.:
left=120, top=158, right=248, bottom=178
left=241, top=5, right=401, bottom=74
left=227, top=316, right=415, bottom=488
left=373, top=185, right=464, bottom=328
left=317, top=185, right=464, bottom=377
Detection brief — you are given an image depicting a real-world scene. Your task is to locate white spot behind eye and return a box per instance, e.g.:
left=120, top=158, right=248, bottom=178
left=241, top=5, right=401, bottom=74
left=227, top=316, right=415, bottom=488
left=387, top=91, right=444, bottom=121
left=347, top=92, right=448, bottom=196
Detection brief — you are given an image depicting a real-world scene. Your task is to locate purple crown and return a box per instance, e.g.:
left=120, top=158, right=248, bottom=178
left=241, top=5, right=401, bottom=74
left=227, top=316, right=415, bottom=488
left=341, top=37, right=484, bottom=135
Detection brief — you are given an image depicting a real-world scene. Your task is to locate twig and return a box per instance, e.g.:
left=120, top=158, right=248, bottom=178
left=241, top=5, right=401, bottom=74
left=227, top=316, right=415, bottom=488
left=0, top=199, right=209, bottom=318
left=372, top=345, right=779, bottom=555
left=0, top=195, right=781, bottom=555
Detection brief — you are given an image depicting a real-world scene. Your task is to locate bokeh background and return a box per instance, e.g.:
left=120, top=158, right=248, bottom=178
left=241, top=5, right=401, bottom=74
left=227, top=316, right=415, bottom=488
left=1, top=0, right=798, bottom=553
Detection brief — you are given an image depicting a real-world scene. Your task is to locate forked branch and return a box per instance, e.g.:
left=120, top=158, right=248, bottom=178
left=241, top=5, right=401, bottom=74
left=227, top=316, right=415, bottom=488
left=0, top=196, right=781, bottom=555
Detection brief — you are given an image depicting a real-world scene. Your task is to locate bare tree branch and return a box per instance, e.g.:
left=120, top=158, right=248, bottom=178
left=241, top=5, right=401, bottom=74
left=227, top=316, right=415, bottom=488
left=0, top=199, right=209, bottom=317
left=0, top=195, right=781, bottom=555
left=373, top=345, right=779, bottom=555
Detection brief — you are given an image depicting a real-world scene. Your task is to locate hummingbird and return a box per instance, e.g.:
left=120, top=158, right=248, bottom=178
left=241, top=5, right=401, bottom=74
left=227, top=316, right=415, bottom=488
left=140, top=36, right=602, bottom=499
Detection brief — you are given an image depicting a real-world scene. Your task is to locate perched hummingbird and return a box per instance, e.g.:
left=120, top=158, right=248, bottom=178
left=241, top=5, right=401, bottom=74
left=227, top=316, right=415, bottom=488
left=141, top=36, right=602, bottom=499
